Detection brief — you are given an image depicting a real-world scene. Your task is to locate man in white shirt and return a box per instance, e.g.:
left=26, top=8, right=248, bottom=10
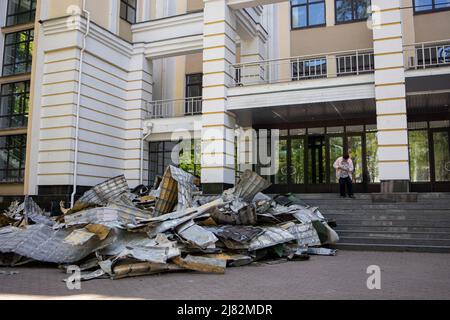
left=333, top=154, right=355, bottom=198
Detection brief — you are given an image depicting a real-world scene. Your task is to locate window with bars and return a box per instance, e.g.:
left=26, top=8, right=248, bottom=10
left=6, top=0, right=37, bottom=26
left=414, top=0, right=450, bottom=13
left=0, top=81, right=30, bottom=129
left=0, top=134, right=26, bottom=183
left=2, top=29, right=34, bottom=76
left=291, top=0, right=326, bottom=29
left=120, top=0, right=137, bottom=24
left=335, top=0, right=371, bottom=23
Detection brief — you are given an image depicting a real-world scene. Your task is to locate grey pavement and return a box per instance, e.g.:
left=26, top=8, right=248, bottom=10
left=0, top=250, right=449, bottom=300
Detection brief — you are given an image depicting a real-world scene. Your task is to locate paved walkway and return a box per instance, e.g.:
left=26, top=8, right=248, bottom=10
left=0, top=250, right=449, bottom=300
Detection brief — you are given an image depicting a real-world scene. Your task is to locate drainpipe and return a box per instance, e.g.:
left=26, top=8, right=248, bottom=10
left=71, top=0, right=91, bottom=208
left=140, top=123, right=153, bottom=185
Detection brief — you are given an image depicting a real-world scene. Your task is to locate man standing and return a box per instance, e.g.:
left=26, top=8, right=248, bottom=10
left=333, top=154, right=355, bottom=198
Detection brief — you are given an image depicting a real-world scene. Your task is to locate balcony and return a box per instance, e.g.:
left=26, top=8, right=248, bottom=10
left=231, top=49, right=374, bottom=87
left=147, top=97, right=202, bottom=119
left=404, top=40, right=450, bottom=70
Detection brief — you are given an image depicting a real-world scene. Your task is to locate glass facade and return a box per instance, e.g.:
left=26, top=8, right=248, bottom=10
left=291, top=0, right=326, bottom=29
left=408, top=121, right=450, bottom=185
left=257, top=124, right=379, bottom=193
left=6, top=0, right=36, bottom=26
left=414, top=0, right=450, bottom=13
left=335, top=0, right=371, bottom=23
left=120, top=0, right=137, bottom=24
left=2, top=29, right=34, bottom=76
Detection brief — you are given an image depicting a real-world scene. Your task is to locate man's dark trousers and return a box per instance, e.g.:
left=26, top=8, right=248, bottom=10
left=339, top=177, right=353, bottom=197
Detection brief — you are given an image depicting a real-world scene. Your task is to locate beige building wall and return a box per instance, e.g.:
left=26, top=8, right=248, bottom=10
left=187, top=0, right=204, bottom=12
left=47, top=0, right=82, bottom=18
left=186, top=53, right=203, bottom=74
left=119, top=18, right=133, bottom=42
left=290, top=21, right=373, bottom=56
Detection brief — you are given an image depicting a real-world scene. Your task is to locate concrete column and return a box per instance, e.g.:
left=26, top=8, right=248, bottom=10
left=372, top=0, right=410, bottom=192
left=201, top=0, right=237, bottom=193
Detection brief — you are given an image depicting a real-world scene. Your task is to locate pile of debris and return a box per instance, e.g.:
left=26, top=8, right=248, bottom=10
left=0, top=166, right=338, bottom=280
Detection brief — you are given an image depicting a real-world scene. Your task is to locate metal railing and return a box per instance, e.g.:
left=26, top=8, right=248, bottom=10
left=147, top=97, right=202, bottom=119
left=405, top=39, right=450, bottom=70
left=231, top=49, right=374, bottom=87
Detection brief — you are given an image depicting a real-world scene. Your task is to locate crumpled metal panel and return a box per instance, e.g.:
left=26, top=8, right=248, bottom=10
left=229, top=170, right=271, bottom=202
left=220, top=226, right=296, bottom=251
left=292, top=206, right=324, bottom=223
left=23, top=196, right=55, bottom=226
left=206, top=225, right=264, bottom=244
left=71, top=175, right=129, bottom=212
left=147, top=198, right=224, bottom=238
left=0, top=224, right=116, bottom=264
left=279, top=222, right=321, bottom=247
left=154, top=166, right=198, bottom=216
left=116, top=246, right=177, bottom=264
left=176, top=221, right=218, bottom=249
left=211, top=204, right=257, bottom=225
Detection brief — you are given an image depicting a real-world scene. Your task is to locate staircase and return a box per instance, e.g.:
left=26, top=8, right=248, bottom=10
left=296, top=193, right=450, bottom=253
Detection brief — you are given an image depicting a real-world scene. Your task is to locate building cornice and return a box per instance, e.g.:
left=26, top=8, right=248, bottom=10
left=42, top=15, right=134, bottom=58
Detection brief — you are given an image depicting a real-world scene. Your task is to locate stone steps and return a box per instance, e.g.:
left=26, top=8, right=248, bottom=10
left=292, top=193, right=450, bottom=253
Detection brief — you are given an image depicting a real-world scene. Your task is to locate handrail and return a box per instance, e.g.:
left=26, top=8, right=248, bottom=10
left=403, top=39, right=450, bottom=47
left=147, top=96, right=202, bottom=119
left=232, top=48, right=374, bottom=67
left=231, top=49, right=374, bottom=86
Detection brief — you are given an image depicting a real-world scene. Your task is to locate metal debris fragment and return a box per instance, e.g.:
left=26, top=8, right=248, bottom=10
left=71, top=175, right=130, bottom=213
left=172, top=255, right=226, bottom=274
left=206, top=225, right=264, bottom=243
left=0, top=167, right=339, bottom=281
left=0, top=224, right=116, bottom=264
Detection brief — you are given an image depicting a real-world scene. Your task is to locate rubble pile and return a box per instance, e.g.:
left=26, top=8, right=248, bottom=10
left=0, top=166, right=339, bottom=280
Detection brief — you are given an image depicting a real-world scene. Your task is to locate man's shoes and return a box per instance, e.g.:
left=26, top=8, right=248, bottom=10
left=349, top=195, right=355, bottom=199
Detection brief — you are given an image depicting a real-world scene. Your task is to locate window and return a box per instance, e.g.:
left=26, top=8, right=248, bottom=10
left=336, top=0, right=371, bottom=23
left=0, top=81, right=30, bottom=129
left=179, top=140, right=201, bottom=178
left=291, top=0, right=326, bottom=29
left=0, top=134, right=26, bottom=183
left=414, top=0, right=450, bottom=13
left=148, top=140, right=201, bottom=184
left=120, top=0, right=137, bottom=24
left=6, top=0, right=36, bottom=26
left=2, top=29, right=34, bottom=76
left=185, top=74, right=203, bottom=115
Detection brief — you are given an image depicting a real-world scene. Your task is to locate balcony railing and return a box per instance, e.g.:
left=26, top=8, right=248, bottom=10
left=147, top=97, right=202, bottom=119
left=231, top=49, right=374, bottom=87
left=404, top=40, right=450, bottom=70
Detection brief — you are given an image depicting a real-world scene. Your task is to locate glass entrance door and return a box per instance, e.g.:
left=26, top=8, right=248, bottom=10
left=266, top=125, right=381, bottom=194
left=431, top=129, right=450, bottom=185
left=409, top=125, right=450, bottom=192
left=307, top=136, right=326, bottom=185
